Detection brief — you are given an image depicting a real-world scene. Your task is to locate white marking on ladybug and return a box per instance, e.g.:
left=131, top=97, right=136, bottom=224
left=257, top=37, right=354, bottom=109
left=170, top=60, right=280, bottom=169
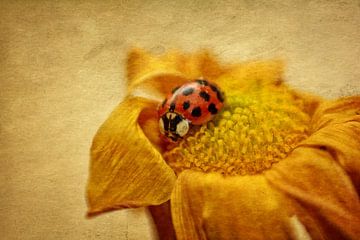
left=175, top=118, right=189, bottom=137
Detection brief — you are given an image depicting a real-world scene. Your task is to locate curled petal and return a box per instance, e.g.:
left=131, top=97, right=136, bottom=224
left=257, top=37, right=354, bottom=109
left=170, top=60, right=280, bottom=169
left=138, top=104, right=166, bottom=152
left=171, top=170, right=294, bottom=240
left=214, top=59, right=284, bottom=93
left=87, top=97, right=176, bottom=216
left=307, top=96, right=360, bottom=192
left=311, top=96, right=360, bottom=131
left=266, top=96, right=360, bottom=239
left=126, top=48, right=225, bottom=100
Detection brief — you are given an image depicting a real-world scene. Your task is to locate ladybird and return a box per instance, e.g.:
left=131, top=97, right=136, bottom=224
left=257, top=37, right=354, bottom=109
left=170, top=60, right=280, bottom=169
left=158, top=79, right=224, bottom=142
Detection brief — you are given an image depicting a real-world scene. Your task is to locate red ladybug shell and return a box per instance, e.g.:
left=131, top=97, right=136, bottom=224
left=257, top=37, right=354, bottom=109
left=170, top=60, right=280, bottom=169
left=158, top=79, right=224, bottom=125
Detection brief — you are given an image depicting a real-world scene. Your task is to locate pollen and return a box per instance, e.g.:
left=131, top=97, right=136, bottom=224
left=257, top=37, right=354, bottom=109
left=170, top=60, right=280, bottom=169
left=163, top=84, right=310, bottom=176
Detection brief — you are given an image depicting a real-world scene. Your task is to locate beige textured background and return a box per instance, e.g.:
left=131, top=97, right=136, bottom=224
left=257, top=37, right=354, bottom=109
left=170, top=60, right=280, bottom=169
left=0, top=0, right=359, bottom=239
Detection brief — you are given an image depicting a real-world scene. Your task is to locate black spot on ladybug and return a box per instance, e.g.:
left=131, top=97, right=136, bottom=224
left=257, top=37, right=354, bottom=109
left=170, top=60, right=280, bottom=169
left=169, top=102, right=176, bottom=112
left=208, top=103, right=218, bottom=115
left=183, top=101, right=190, bottom=110
left=210, top=84, right=218, bottom=92
left=161, top=98, right=167, bottom=107
left=171, top=86, right=180, bottom=93
left=199, top=91, right=210, bottom=102
left=191, top=106, right=202, bottom=117
left=162, top=115, right=169, bottom=131
left=182, top=87, right=194, bottom=96
left=195, top=79, right=209, bottom=86
left=217, top=91, right=224, bottom=102
left=210, top=84, right=224, bottom=102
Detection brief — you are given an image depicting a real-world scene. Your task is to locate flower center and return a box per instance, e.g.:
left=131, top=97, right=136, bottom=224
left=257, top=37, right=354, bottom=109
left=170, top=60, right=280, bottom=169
left=163, top=84, right=310, bottom=176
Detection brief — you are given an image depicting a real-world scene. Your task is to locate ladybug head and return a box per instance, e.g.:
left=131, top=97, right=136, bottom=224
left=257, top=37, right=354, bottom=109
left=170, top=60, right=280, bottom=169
left=159, top=112, right=190, bottom=142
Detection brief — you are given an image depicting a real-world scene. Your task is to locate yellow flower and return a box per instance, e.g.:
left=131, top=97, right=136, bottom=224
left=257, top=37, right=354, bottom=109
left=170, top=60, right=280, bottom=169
left=86, top=49, right=360, bottom=239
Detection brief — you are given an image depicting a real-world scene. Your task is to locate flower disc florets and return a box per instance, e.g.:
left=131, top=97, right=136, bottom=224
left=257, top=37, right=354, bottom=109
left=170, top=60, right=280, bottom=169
left=164, top=83, right=310, bottom=175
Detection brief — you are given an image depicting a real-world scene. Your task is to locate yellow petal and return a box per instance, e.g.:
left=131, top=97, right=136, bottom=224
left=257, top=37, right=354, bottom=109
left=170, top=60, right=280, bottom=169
left=87, top=96, right=176, bottom=216
left=214, top=59, right=284, bottom=93
left=289, top=89, right=323, bottom=118
left=266, top=96, right=360, bottom=239
left=171, top=170, right=293, bottom=240
left=137, top=105, right=165, bottom=151
left=311, top=96, right=360, bottom=131
left=126, top=48, right=225, bottom=100
left=307, top=96, right=360, bottom=192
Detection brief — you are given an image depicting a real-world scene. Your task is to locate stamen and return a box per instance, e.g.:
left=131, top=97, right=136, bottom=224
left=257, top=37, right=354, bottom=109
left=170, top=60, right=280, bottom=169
left=164, top=85, right=310, bottom=176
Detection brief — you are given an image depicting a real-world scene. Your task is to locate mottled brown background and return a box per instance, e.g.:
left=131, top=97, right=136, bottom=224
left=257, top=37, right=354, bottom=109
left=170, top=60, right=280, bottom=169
left=0, top=0, right=359, bottom=239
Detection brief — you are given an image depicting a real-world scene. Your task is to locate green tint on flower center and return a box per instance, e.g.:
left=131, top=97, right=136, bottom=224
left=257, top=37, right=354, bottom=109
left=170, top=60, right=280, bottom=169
left=164, top=84, right=310, bottom=176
